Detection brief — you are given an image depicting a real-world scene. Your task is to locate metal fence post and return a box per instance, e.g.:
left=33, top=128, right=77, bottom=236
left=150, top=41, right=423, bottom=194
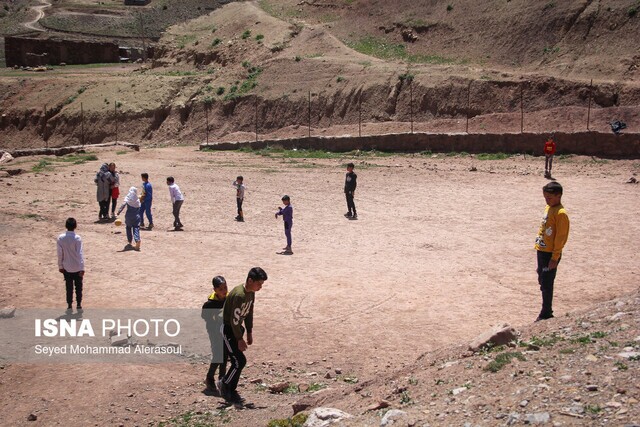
left=587, top=79, right=593, bottom=131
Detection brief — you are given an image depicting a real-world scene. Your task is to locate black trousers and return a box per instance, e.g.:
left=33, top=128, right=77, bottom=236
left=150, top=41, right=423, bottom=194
left=221, top=324, right=246, bottom=392
left=172, top=200, right=183, bottom=227
left=63, top=271, right=83, bottom=306
left=345, top=191, right=356, bottom=214
left=536, top=251, right=559, bottom=319
left=98, top=200, right=109, bottom=219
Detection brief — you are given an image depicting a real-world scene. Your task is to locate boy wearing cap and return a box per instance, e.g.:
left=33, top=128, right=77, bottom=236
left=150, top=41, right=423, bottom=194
left=201, top=276, right=228, bottom=394
left=217, top=267, right=268, bottom=404
left=275, top=195, right=293, bottom=254
left=534, top=181, right=570, bottom=321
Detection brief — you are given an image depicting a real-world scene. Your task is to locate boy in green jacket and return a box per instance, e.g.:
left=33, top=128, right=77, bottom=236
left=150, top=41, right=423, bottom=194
left=217, top=267, right=268, bottom=403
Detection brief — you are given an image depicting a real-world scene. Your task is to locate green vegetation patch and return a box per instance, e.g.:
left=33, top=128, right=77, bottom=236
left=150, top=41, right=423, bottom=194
left=347, top=36, right=456, bottom=64
left=223, top=64, right=263, bottom=100
left=267, top=413, right=308, bottom=427
left=476, top=152, right=511, bottom=160
left=157, top=408, right=230, bottom=426
left=484, top=351, right=526, bottom=372
left=31, top=154, right=98, bottom=172
left=236, top=147, right=393, bottom=159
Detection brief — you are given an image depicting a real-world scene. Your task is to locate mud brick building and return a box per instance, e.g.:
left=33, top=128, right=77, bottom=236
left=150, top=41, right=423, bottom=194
left=4, top=33, right=120, bottom=67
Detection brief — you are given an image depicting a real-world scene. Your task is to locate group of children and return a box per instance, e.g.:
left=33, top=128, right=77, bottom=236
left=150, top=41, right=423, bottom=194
left=200, top=267, right=268, bottom=404
left=59, top=149, right=569, bottom=404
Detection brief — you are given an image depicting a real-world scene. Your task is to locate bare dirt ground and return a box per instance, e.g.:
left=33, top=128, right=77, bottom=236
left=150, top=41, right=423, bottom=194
left=0, top=146, right=638, bottom=425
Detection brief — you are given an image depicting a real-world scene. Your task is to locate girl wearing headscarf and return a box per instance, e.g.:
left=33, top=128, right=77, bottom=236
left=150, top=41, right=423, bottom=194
left=116, top=187, right=142, bottom=251
left=94, top=163, right=113, bottom=220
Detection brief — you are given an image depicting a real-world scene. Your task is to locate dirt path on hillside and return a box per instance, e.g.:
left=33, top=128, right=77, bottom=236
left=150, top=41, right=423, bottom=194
left=23, top=0, right=52, bottom=32
left=0, top=147, right=638, bottom=425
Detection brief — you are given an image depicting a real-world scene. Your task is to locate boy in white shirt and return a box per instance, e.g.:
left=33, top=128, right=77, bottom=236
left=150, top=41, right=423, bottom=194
left=167, top=176, right=184, bottom=230
left=233, top=176, right=245, bottom=222
left=57, top=217, right=85, bottom=310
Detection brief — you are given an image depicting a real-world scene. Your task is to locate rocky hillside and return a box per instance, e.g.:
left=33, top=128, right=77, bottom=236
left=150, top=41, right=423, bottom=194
left=269, top=289, right=640, bottom=426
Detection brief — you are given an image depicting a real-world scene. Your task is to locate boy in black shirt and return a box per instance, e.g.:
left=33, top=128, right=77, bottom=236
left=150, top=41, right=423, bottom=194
left=344, top=163, right=358, bottom=219
left=217, top=267, right=268, bottom=403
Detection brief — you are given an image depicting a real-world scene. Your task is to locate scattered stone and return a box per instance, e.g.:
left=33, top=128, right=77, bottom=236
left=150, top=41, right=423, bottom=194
left=468, top=323, right=517, bottom=352
left=0, top=306, right=16, bottom=318
left=609, top=312, right=627, bottom=321
left=365, top=400, right=390, bottom=412
left=6, top=168, right=24, bottom=176
left=269, top=381, right=290, bottom=393
left=626, top=176, right=638, bottom=184
left=110, top=334, right=129, bottom=347
left=524, top=412, right=550, bottom=424
left=380, top=409, right=407, bottom=426
left=27, top=413, right=37, bottom=421
left=605, top=401, right=622, bottom=408
left=506, top=413, right=520, bottom=425
left=334, top=368, right=342, bottom=375
left=299, top=383, right=309, bottom=393
left=585, top=354, right=598, bottom=362
left=249, top=378, right=263, bottom=384
left=292, top=388, right=332, bottom=414
left=617, top=351, right=640, bottom=359
left=469, top=166, right=477, bottom=172
left=452, top=387, right=467, bottom=395
left=585, top=384, right=598, bottom=392
left=520, top=399, right=529, bottom=407
left=304, top=407, right=352, bottom=426
left=324, top=372, right=332, bottom=379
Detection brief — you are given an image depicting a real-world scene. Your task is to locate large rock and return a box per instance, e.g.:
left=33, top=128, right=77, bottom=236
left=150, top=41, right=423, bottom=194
left=0, top=152, right=13, bottom=164
left=381, top=409, right=407, bottom=426
left=469, top=323, right=517, bottom=352
left=304, top=407, right=353, bottom=427
left=0, top=306, right=16, bottom=318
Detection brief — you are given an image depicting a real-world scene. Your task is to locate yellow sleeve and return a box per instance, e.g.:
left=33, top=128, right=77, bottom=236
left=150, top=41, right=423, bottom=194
left=552, top=211, right=570, bottom=261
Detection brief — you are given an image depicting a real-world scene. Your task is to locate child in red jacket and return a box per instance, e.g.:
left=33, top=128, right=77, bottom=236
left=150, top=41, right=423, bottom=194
left=544, top=138, right=556, bottom=178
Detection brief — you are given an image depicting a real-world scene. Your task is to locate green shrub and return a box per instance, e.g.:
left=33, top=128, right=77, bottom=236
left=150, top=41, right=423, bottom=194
left=242, top=29, right=251, bottom=39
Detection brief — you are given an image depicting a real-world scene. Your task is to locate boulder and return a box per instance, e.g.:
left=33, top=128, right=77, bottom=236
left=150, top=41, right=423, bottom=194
left=381, top=409, right=407, bottom=426
left=0, top=152, right=13, bottom=164
left=303, top=407, right=353, bottom=427
left=0, top=306, right=16, bottom=318
left=469, top=323, right=517, bottom=352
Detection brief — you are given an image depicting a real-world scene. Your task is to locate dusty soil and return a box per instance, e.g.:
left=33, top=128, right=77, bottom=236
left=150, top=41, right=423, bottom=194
left=0, top=146, right=638, bottom=425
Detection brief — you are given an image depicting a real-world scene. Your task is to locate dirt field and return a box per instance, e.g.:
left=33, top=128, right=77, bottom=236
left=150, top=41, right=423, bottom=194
left=0, top=146, right=638, bottom=425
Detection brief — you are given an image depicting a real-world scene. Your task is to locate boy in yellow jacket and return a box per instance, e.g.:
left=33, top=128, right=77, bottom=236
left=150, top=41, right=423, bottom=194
left=534, top=181, right=570, bottom=321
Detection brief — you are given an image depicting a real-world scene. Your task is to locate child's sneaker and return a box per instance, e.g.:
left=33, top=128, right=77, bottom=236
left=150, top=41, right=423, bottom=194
left=349, top=214, right=358, bottom=220
left=344, top=212, right=352, bottom=218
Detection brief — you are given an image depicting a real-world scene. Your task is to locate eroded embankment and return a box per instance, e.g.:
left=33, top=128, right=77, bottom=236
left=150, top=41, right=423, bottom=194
left=0, top=75, right=638, bottom=152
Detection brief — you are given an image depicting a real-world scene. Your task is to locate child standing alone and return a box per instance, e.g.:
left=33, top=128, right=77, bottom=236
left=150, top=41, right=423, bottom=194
left=233, top=176, right=245, bottom=222
left=275, top=195, right=293, bottom=254
left=167, top=176, right=184, bottom=230
left=534, top=181, right=569, bottom=322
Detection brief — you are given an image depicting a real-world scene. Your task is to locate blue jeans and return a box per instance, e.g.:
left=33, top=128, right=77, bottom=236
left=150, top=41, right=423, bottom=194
left=140, top=201, right=153, bottom=225
left=126, top=225, right=140, bottom=243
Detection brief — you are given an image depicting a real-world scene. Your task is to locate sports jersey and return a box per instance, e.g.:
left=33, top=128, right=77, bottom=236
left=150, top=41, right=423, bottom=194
left=223, top=284, right=254, bottom=341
